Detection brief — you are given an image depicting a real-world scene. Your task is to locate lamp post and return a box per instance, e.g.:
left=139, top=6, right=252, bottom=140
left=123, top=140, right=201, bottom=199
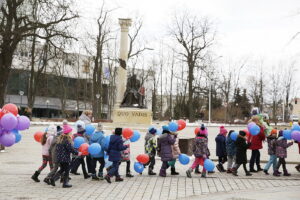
left=96, top=93, right=100, bottom=120
left=46, top=100, right=49, bottom=118
left=208, top=80, right=212, bottom=124
left=75, top=106, right=78, bottom=119
left=19, top=91, right=24, bottom=108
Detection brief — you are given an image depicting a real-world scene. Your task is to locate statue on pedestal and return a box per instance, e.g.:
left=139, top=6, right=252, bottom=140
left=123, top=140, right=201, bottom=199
left=121, top=74, right=145, bottom=108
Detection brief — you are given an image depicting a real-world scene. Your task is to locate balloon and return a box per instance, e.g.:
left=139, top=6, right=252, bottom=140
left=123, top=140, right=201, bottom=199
left=194, top=127, right=200, bottom=135
left=85, top=124, right=95, bottom=136
left=0, top=103, right=18, bottom=118
left=0, top=132, right=16, bottom=147
left=0, top=113, right=18, bottom=131
left=74, top=136, right=85, bottom=148
left=34, top=131, right=44, bottom=143
left=105, top=158, right=113, bottom=168
left=291, top=124, right=300, bottom=132
left=178, top=154, right=190, bottom=165
left=16, top=115, right=30, bottom=130
left=243, top=129, right=250, bottom=138
left=168, top=122, right=178, bottom=132
left=156, top=128, right=163, bottom=135
left=283, top=130, right=292, bottom=140
left=88, top=143, right=101, bottom=155
left=136, top=154, right=150, bottom=164
left=130, top=130, right=141, bottom=142
left=14, top=131, right=22, bottom=143
left=204, top=159, right=215, bottom=171
left=177, top=120, right=186, bottom=131
left=247, top=122, right=256, bottom=130
left=122, top=128, right=133, bottom=139
left=79, top=143, right=89, bottom=155
left=104, top=135, right=111, bottom=150
left=75, top=120, right=85, bottom=130
left=134, top=162, right=144, bottom=173
left=249, top=124, right=260, bottom=136
left=291, top=131, right=300, bottom=142
left=230, top=132, right=238, bottom=141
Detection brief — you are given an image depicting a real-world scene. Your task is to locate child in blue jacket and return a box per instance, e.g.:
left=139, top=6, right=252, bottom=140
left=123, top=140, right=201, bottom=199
left=105, top=128, right=127, bottom=183
left=89, top=123, right=106, bottom=180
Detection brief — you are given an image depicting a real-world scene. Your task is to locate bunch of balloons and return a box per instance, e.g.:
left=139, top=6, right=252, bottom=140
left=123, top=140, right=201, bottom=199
left=134, top=154, right=149, bottom=173
left=283, top=124, right=300, bottom=142
left=247, top=122, right=261, bottom=136
left=168, top=119, right=186, bottom=132
left=0, top=103, right=30, bottom=147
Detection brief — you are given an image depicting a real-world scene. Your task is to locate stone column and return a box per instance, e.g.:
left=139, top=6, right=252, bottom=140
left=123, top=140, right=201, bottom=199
left=115, top=18, right=132, bottom=108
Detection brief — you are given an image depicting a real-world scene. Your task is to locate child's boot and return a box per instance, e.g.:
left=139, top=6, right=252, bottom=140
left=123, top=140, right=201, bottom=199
left=195, top=166, right=201, bottom=174
left=220, top=164, right=226, bottom=172
left=226, top=168, right=232, bottom=173
left=201, top=171, right=207, bottom=178
left=295, top=165, right=300, bottom=172
left=92, top=174, right=99, bottom=180
left=31, top=171, right=40, bottom=182
left=245, top=171, right=252, bottom=176
left=186, top=168, right=192, bottom=178
left=126, top=172, right=134, bottom=177
left=273, top=170, right=280, bottom=177
left=115, top=176, right=124, bottom=182
left=148, top=168, right=156, bottom=175
left=216, top=164, right=222, bottom=172
left=171, top=167, right=179, bottom=175
left=263, top=169, right=269, bottom=175
left=159, top=169, right=166, bottom=177
left=232, top=168, right=238, bottom=176
left=43, top=177, right=50, bottom=185
left=257, top=165, right=263, bottom=172
left=283, top=169, right=291, bottom=176
left=98, top=172, right=104, bottom=180
left=62, top=176, right=72, bottom=188
left=104, top=175, right=111, bottom=183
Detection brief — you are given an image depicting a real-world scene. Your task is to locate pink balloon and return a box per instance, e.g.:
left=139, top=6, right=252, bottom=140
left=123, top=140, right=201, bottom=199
left=0, top=113, right=18, bottom=131
left=0, top=132, right=15, bottom=147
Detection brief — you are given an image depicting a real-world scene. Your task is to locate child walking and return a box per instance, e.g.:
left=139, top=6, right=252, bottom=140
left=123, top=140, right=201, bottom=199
left=215, top=126, right=228, bottom=172
left=186, top=125, right=209, bottom=178
left=89, top=123, right=106, bottom=180
left=144, top=127, right=157, bottom=175
left=31, top=125, right=56, bottom=182
left=226, top=130, right=236, bottom=173
left=232, top=130, right=252, bottom=176
left=263, top=129, right=278, bottom=175
left=273, top=130, right=293, bottom=176
left=105, top=128, right=128, bottom=183
left=158, top=126, right=176, bottom=177
left=169, top=131, right=181, bottom=175
left=119, top=137, right=134, bottom=177
left=50, top=125, right=80, bottom=188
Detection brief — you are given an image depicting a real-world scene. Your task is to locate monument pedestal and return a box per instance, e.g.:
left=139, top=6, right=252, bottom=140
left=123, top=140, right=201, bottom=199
left=113, top=108, right=152, bottom=125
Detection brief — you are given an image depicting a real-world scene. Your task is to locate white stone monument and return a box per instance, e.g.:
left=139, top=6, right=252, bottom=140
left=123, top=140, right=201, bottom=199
left=113, top=18, right=152, bottom=125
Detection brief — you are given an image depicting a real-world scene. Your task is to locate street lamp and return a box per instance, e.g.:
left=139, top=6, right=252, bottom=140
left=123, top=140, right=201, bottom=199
left=96, top=93, right=100, bottom=119
left=46, top=100, right=49, bottom=118
left=208, top=80, right=212, bottom=124
left=75, top=106, right=78, bottom=119
left=19, top=91, right=24, bottom=107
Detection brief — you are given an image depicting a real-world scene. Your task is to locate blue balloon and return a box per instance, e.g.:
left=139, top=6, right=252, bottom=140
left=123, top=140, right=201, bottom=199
left=134, top=162, right=144, bottom=173
left=104, top=135, right=111, bottom=150
left=168, top=122, right=178, bottom=132
left=88, top=143, right=101, bottom=155
left=130, top=130, right=141, bottom=142
left=74, top=136, right=85, bottom=148
left=249, top=125, right=260, bottom=136
left=105, top=158, right=113, bottom=168
left=156, top=128, right=163, bottom=135
left=85, top=124, right=95, bottom=136
left=204, top=159, right=215, bottom=171
left=292, top=124, right=300, bottom=132
left=230, top=132, right=238, bottom=141
left=178, top=154, right=190, bottom=165
left=283, top=130, right=292, bottom=140
left=14, top=131, right=22, bottom=143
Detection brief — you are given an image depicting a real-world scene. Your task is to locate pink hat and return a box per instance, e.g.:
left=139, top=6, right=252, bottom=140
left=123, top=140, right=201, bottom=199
left=199, top=124, right=208, bottom=136
left=63, top=125, right=73, bottom=134
left=220, top=126, right=228, bottom=135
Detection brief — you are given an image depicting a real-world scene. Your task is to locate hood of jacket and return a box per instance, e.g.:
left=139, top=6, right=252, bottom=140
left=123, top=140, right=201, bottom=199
left=145, top=132, right=155, bottom=142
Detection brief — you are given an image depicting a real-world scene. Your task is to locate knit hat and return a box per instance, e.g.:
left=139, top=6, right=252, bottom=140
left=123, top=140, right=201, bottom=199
left=63, top=119, right=68, bottom=125
left=149, top=127, right=157, bottom=135
left=63, top=125, right=73, bottom=134
left=270, top=129, right=277, bottom=135
left=115, top=128, right=123, bottom=135
left=220, top=126, right=228, bottom=135
left=77, top=125, right=85, bottom=134
left=56, top=126, right=63, bottom=136
left=199, top=124, right=208, bottom=136
left=47, top=124, right=57, bottom=136
left=239, top=130, right=246, bottom=136
left=97, top=123, right=103, bottom=132
left=162, top=125, right=169, bottom=131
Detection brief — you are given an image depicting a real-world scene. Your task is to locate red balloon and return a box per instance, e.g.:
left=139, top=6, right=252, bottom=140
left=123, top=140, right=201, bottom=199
left=177, top=120, right=186, bottom=131
left=136, top=154, right=149, bottom=164
left=194, top=127, right=200, bottom=135
left=122, top=128, right=133, bottom=139
left=243, top=129, right=250, bottom=138
left=79, top=143, right=89, bottom=156
left=0, top=103, right=18, bottom=118
left=34, top=131, right=44, bottom=143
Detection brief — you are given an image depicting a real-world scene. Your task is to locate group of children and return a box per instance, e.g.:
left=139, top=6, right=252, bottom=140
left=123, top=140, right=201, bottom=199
left=31, top=119, right=300, bottom=188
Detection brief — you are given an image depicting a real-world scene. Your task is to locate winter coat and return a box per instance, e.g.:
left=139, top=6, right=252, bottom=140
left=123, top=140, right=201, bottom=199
left=56, top=139, right=78, bottom=163
left=275, top=137, right=293, bottom=158
left=145, top=132, right=157, bottom=157
left=79, top=113, right=91, bottom=125
left=266, top=135, right=277, bottom=155
left=226, top=135, right=236, bottom=156
left=158, top=133, right=176, bottom=161
left=107, top=135, right=127, bottom=162
left=248, top=127, right=266, bottom=150
left=192, top=136, right=209, bottom=158
left=49, top=136, right=59, bottom=163
left=89, top=131, right=105, bottom=158
left=215, top=134, right=227, bottom=157
left=235, top=135, right=250, bottom=164
left=121, top=139, right=130, bottom=161
left=42, top=132, right=54, bottom=156
left=171, top=135, right=181, bottom=159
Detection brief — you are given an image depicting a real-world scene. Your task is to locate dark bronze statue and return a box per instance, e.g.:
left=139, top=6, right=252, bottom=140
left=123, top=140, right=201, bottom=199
left=121, top=74, right=145, bottom=108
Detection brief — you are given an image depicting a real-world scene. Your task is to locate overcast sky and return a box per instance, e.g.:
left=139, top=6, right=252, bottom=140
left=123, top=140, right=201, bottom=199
left=77, top=0, right=300, bottom=97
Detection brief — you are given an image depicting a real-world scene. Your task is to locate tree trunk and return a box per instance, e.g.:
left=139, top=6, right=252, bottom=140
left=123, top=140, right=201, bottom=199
left=0, top=54, right=13, bottom=106
left=188, top=63, right=195, bottom=122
